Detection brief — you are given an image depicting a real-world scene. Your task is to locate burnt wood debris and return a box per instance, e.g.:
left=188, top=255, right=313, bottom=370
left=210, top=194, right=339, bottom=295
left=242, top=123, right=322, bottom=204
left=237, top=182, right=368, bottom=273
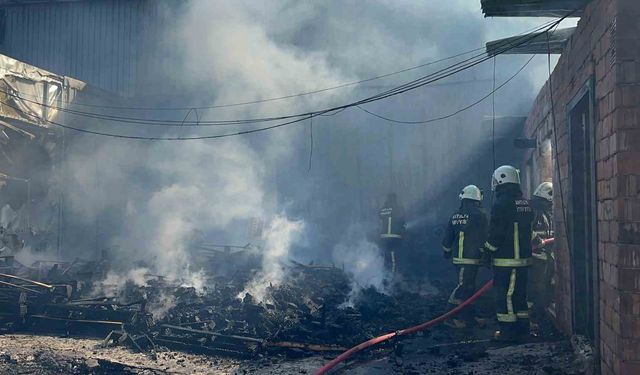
left=0, top=254, right=457, bottom=359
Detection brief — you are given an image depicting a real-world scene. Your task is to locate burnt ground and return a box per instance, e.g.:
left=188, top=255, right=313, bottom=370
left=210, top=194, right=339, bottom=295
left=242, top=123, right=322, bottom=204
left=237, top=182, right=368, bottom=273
left=1, top=253, right=589, bottom=375
left=0, top=333, right=586, bottom=375
left=0, top=281, right=587, bottom=375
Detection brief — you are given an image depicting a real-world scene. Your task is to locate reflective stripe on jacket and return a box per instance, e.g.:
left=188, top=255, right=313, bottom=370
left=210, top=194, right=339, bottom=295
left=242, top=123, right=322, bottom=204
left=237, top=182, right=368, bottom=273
left=380, top=205, right=405, bottom=239
left=484, top=184, right=534, bottom=267
left=442, top=200, right=488, bottom=265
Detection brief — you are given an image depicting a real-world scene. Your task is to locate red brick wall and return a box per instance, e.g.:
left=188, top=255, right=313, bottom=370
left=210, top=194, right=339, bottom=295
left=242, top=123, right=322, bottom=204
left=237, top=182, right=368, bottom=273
left=524, top=0, right=640, bottom=373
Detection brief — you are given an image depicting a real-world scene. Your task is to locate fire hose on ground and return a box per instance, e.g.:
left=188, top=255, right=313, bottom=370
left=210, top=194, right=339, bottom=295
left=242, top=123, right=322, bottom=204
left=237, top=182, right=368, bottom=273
left=314, top=237, right=555, bottom=375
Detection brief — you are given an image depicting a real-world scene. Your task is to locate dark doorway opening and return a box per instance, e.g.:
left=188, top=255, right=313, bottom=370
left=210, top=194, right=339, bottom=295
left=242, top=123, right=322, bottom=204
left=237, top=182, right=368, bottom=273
left=568, top=80, right=599, bottom=342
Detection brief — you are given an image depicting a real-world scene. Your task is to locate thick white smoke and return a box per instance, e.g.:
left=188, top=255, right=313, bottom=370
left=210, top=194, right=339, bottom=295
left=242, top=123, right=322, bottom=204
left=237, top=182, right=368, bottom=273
left=62, top=0, right=352, bottom=296
left=334, top=239, right=390, bottom=299
left=240, top=215, right=305, bottom=302
left=331, top=225, right=390, bottom=305
left=56, top=1, right=577, bottom=302
left=118, top=139, right=267, bottom=282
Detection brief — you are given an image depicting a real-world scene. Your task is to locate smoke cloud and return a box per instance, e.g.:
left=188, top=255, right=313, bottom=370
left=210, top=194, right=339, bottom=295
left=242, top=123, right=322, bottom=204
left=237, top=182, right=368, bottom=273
left=240, top=215, right=305, bottom=302
left=24, top=1, right=576, bottom=302
left=332, top=226, right=391, bottom=305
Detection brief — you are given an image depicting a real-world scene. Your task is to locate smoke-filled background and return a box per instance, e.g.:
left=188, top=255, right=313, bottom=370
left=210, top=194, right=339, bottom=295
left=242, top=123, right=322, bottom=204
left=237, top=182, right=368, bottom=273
left=26, top=0, right=574, bottom=298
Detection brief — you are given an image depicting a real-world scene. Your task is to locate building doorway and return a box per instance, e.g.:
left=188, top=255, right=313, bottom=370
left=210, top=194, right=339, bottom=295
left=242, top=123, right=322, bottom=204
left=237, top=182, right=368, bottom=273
left=568, top=80, right=599, bottom=342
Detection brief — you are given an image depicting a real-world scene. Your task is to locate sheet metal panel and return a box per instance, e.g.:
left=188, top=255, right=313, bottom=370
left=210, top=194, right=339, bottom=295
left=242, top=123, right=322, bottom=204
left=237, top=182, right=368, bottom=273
left=0, top=0, right=176, bottom=97
left=481, top=0, right=588, bottom=17
left=486, top=27, right=576, bottom=56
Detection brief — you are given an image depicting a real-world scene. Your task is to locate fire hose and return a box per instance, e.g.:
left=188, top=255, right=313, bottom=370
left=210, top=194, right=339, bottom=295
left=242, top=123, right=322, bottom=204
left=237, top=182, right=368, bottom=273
left=314, top=237, right=555, bottom=375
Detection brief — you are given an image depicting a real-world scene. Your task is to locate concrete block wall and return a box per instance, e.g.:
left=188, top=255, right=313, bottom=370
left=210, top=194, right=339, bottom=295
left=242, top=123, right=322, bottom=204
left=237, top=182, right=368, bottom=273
left=524, top=0, right=640, bottom=373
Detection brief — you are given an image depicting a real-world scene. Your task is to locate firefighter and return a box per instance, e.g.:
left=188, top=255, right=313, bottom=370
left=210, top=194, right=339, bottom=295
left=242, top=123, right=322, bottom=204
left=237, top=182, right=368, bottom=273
left=441, top=185, right=488, bottom=328
left=531, top=182, right=553, bottom=249
left=530, top=182, right=555, bottom=315
left=379, top=193, right=405, bottom=274
left=483, top=165, right=534, bottom=341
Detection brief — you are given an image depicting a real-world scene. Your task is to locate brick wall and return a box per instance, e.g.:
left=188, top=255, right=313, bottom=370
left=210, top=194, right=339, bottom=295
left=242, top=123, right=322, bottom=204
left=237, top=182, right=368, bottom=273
left=524, top=0, right=640, bottom=373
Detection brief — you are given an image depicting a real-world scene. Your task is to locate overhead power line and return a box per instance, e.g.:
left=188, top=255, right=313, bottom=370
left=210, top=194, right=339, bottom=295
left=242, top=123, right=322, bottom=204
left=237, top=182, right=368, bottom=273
left=356, top=54, right=535, bottom=124
left=0, top=17, right=568, bottom=140
left=5, top=18, right=558, bottom=113
left=0, top=20, right=560, bottom=128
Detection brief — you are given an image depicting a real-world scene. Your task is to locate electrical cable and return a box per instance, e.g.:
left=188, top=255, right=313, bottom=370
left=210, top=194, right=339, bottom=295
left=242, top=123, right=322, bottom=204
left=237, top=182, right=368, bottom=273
left=492, top=56, right=497, bottom=170
left=5, top=19, right=559, bottom=112
left=179, top=108, right=200, bottom=127
left=0, top=98, right=314, bottom=140
left=1, top=51, right=537, bottom=141
left=0, top=19, right=564, bottom=140
left=356, top=54, right=534, bottom=124
left=0, top=46, right=537, bottom=140
left=60, top=47, right=488, bottom=111
left=341, top=20, right=555, bottom=109
left=491, top=56, right=497, bottom=207
left=308, top=115, right=314, bottom=172
left=0, top=19, right=560, bottom=128
left=545, top=26, right=571, bottom=253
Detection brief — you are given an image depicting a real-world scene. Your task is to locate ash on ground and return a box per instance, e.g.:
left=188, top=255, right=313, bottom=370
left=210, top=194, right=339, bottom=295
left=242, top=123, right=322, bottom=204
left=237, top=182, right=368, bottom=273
left=0, top=255, right=582, bottom=374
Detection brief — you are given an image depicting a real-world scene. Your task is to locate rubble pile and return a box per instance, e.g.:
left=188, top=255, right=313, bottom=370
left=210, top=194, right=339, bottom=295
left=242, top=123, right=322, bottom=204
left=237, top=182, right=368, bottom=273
left=0, top=256, right=450, bottom=360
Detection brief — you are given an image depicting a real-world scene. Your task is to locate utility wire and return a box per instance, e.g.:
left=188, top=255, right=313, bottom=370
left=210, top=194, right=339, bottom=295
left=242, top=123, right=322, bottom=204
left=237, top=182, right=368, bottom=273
left=2, top=50, right=536, bottom=141
left=491, top=56, right=497, bottom=208
left=0, top=97, right=315, bottom=140
left=0, top=18, right=564, bottom=140
left=545, top=25, right=571, bottom=252
left=308, top=115, right=314, bottom=172
left=492, top=56, right=497, bottom=170
left=0, top=35, right=544, bottom=140
left=0, top=19, right=560, bottom=128
left=356, top=54, right=535, bottom=124
left=62, top=47, right=487, bottom=111
left=5, top=19, right=559, bottom=112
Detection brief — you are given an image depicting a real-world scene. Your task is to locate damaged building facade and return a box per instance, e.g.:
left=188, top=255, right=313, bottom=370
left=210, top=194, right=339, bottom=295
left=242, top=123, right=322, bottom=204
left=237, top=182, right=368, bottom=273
left=0, top=54, right=85, bottom=256
left=0, top=0, right=187, bottom=259
left=487, top=0, right=640, bottom=373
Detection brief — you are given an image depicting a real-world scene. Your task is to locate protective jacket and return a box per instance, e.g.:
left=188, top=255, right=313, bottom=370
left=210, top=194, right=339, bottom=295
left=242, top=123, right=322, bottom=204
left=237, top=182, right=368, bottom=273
left=484, top=184, right=534, bottom=267
left=442, top=200, right=488, bottom=265
left=379, top=204, right=405, bottom=239
left=531, top=197, right=554, bottom=247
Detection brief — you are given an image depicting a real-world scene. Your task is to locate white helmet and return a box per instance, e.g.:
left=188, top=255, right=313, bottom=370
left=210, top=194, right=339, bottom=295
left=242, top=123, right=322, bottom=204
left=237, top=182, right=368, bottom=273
left=533, top=182, right=553, bottom=202
left=459, top=185, right=483, bottom=201
left=491, top=165, right=520, bottom=191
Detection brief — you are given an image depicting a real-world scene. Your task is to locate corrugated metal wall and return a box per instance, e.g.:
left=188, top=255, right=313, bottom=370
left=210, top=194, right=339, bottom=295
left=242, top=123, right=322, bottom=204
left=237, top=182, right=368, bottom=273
left=0, top=0, right=180, bottom=97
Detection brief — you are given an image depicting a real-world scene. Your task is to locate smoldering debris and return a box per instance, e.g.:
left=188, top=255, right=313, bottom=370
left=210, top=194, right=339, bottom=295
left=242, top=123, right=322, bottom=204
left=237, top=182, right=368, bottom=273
left=0, top=253, right=451, bottom=360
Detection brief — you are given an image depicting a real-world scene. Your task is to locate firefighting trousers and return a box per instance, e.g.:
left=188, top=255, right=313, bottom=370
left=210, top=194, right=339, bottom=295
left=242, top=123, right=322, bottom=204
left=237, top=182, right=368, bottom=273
left=381, top=238, right=402, bottom=274
left=448, top=265, right=479, bottom=321
left=493, top=266, right=529, bottom=330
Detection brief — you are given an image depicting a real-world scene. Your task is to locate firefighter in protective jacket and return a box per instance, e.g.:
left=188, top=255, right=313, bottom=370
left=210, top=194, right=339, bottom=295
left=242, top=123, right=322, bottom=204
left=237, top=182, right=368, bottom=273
left=379, top=193, right=405, bottom=274
left=530, top=181, right=556, bottom=316
left=531, top=182, right=554, bottom=249
left=441, top=185, right=488, bottom=328
left=483, top=165, right=534, bottom=341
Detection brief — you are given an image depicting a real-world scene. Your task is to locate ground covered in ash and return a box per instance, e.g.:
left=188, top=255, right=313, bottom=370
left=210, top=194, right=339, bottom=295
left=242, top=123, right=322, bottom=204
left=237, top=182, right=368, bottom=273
left=0, top=334, right=588, bottom=374
left=0, top=334, right=240, bottom=374
left=1, top=261, right=587, bottom=374
left=136, top=265, right=449, bottom=349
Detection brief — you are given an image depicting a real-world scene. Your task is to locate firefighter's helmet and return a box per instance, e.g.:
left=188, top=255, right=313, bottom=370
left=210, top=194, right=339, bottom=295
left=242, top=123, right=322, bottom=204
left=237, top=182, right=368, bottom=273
left=491, top=165, right=520, bottom=191
left=533, top=182, right=553, bottom=202
left=459, top=185, right=483, bottom=201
